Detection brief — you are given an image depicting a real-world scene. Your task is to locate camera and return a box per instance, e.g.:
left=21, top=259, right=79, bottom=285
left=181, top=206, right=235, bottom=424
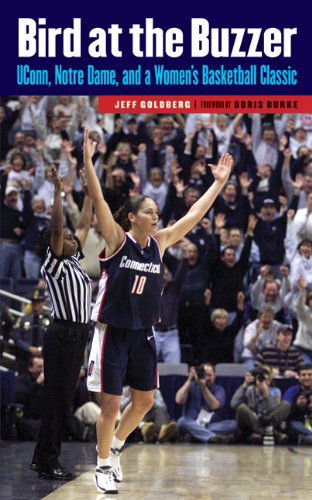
left=301, top=390, right=312, bottom=402
left=195, top=366, right=206, bottom=379
left=251, top=367, right=266, bottom=383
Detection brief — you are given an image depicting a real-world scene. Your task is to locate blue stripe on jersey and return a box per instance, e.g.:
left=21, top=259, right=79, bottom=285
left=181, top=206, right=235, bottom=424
left=92, top=233, right=164, bottom=329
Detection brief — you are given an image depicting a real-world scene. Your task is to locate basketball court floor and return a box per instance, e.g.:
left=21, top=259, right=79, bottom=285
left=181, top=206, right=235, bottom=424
left=1, top=441, right=312, bottom=499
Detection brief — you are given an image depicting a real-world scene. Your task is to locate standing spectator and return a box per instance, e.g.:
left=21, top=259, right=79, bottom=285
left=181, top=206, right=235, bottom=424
left=154, top=262, right=187, bottom=364
left=291, top=191, right=312, bottom=242
left=201, top=291, right=245, bottom=364
left=178, top=242, right=209, bottom=363
left=253, top=198, right=288, bottom=272
left=285, top=235, right=312, bottom=290
left=0, top=184, right=24, bottom=283
left=282, top=149, right=312, bottom=208
left=102, top=167, right=132, bottom=214
left=23, top=189, right=50, bottom=279
left=209, top=215, right=256, bottom=315
left=137, top=143, right=170, bottom=212
left=213, top=178, right=250, bottom=231
left=251, top=114, right=279, bottom=169
left=250, top=265, right=291, bottom=323
left=0, top=103, right=21, bottom=160
left=176, top=364, right=237, bottom=444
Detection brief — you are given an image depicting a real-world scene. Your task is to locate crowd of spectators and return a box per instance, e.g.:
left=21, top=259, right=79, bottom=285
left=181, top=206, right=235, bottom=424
left=1, top=97, right=312, bottom=445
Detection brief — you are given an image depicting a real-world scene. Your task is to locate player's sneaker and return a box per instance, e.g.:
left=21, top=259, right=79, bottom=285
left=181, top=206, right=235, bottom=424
left=110, top=446, right=124, bottom=483
left=94, top=466, right=118, bottom=494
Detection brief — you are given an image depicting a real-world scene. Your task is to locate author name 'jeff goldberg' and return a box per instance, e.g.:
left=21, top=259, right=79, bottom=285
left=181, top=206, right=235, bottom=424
left=16, top=64, right=298, bottom=86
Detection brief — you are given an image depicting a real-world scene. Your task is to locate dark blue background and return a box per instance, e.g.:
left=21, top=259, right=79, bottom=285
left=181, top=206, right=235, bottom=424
left=1, top=0, right=310, bottom=96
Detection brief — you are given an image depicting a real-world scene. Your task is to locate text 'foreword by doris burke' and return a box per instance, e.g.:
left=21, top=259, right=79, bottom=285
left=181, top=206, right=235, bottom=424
left=18, top=18, right=297, bottom=59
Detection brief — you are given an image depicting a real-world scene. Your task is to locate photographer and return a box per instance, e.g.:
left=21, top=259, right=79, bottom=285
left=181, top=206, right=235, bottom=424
left=230, top=367, right=290, bottom=444
left=283, top=364, right=312, bottom=445
left=176, top=363, right=237, bottom=443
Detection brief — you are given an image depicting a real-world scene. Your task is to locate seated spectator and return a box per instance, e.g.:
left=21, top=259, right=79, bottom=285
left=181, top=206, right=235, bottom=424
left=176, top=364, right=237, bottom=444
left=283, top=364, right=312, bottom=445
left=121, top=387, right=178, bottom=444
left=154, top=262, right=187, bottom=364
left=14, top=288, right=50, bottom=374
left=250, top=265, right=291, bottom=323
left=14, top=357, right=45, bottom=440
left=201, top=291, right=245, bottom=364
left=242, top=306, right=282, bottom=370
left=293, top=279, right=312, bottom=364
left=256, top=324, right=303, bottom=378
left=230, top=366, right=290, bottom=444
left=0, top=300, right=14, bottom=341
left=73, top=368, right=100, bottom=433
left=15, top=358, right=95, bottom=443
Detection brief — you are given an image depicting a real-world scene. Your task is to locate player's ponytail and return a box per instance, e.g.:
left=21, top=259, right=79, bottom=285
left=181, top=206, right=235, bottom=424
left=114, top=206, right=131, bottom=231
left=114, top=195, right=152, bottom=231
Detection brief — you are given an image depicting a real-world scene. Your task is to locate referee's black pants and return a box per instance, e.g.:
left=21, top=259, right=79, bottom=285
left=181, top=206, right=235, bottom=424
left=33, top=320, right=89, bottom=469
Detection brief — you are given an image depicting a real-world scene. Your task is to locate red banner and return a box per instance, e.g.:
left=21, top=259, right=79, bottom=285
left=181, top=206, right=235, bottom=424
left=98, top=95, right=312, bottom=113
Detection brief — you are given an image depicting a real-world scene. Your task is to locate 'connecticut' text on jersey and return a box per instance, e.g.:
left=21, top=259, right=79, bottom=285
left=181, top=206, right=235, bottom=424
left=92, top=233, right=164, bottom=329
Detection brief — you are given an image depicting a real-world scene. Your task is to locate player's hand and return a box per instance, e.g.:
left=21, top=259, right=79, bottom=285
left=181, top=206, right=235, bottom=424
left=83, top=128, right=97, bottom=162
left=208, top=153, right=233, bottom=184
left=50, top=164, right=63, bottom=193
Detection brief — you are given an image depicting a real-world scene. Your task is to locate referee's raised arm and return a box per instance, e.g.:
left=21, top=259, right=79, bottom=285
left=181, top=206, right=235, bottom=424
left=50, top=165, right=64, bottom=257
left=75, top=168, right=93, bottom=249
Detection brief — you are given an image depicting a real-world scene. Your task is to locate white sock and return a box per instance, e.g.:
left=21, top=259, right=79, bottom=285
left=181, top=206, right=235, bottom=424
left=111, top=436, right=125, bottom=450
left=97, top=456, right=111, bottom=467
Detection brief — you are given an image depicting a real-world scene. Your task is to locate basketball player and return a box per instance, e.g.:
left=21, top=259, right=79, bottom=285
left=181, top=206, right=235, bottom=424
left=84, top=129, right=233, bottom=494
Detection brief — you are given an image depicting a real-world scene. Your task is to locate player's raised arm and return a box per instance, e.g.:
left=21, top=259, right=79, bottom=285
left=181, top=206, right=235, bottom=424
left=155, top=153, right=233, bottom=253
left=83, top=128, right=124, bottom=254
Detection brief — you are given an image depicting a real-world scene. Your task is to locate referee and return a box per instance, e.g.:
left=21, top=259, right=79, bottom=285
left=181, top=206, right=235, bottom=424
left=31, top=164, right=93, bottom=480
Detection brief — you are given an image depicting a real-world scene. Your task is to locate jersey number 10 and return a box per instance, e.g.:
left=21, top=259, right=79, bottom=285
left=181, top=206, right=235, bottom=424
left=131, top=275, right=147, bottom=295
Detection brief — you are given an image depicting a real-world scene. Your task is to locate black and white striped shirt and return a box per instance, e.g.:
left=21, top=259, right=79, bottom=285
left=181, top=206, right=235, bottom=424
left=41, top=248, right=92, bottom=324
